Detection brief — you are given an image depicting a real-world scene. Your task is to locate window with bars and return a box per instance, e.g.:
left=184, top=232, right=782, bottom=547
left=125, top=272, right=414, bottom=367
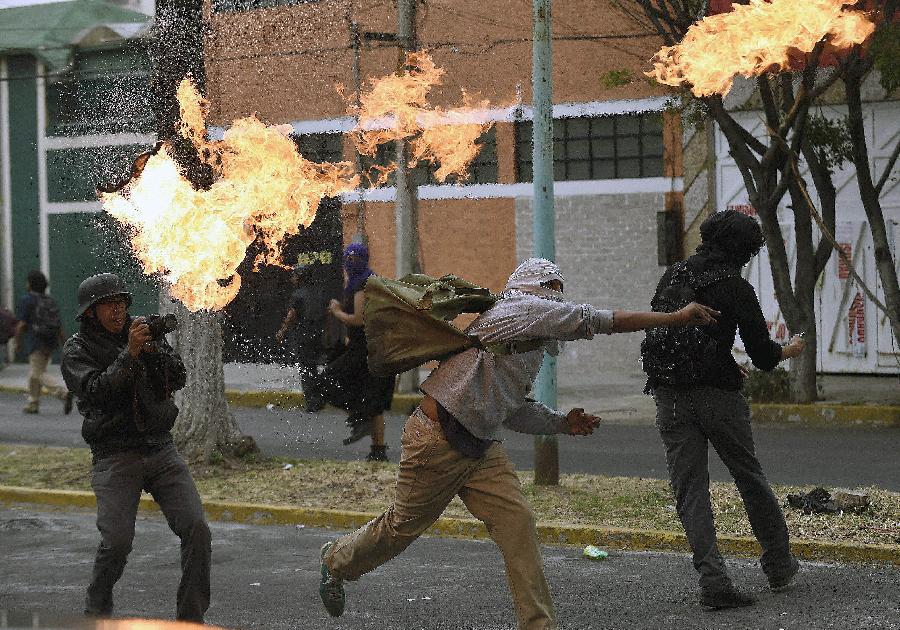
left=212, top=0, right=321, bottom=12
left=292, top=132, right=345, bottom=164
left=359, top=127, right=498, bottom=187
left=515, top=114, right=665, bottom=182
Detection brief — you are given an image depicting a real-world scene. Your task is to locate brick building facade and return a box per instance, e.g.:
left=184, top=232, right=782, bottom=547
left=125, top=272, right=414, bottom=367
left=205, top=0, right=685, bottom=384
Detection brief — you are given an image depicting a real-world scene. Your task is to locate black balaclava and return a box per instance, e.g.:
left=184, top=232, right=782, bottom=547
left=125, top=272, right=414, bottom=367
left=695, top=210, right=766, bottom=268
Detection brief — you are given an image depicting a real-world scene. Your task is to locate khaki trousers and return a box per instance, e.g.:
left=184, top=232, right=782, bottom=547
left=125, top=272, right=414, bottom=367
left=28, top=350, right=67, bottom=405
left=326, top=408, right=557, bottom=630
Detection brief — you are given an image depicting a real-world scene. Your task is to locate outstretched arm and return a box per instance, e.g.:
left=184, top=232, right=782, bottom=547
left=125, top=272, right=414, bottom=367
left=610, top=302, right=719, bottom=333
left=276, top=308, right=298, bottom=343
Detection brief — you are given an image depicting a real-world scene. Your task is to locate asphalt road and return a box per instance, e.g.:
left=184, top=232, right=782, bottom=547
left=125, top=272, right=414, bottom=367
left=1, top=391, right=899, bottom=490
left=2, top=505, right=899, bottom=630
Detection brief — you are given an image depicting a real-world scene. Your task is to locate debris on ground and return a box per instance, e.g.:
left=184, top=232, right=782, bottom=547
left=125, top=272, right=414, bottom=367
left=583, top=545, right=608, bottom=560
left=830, top=490, right=871, bottom=513
left=787, top=487, right=870, bottom=515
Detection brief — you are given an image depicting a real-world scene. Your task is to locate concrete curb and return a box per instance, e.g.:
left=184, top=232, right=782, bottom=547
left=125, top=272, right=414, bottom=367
left=2, top=485, right=897, bottom=566
left=224, top=389, right=421, bottom=415
left=3, top=382, right=895, bottom=426
left=225, top=389, right=898, bottom=428
left=750, top=403, right=900, bottom=427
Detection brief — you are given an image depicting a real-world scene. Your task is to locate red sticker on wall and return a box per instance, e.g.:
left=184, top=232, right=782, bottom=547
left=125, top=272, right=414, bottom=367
left=837, top=243, right=852, bottom=280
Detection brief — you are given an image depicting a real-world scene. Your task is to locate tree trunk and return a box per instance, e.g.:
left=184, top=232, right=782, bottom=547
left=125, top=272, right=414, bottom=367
left=166, top=299, right=246, bottom=461
left=789, top=328, right=818, bottom=403
left=151, top=0, right=257, bottom=462
left=845, top=65, right=900, bottom=347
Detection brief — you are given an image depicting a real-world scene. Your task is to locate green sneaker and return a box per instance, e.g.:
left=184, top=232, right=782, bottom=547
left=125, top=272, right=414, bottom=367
left=319, top=542, right=345, bottom=617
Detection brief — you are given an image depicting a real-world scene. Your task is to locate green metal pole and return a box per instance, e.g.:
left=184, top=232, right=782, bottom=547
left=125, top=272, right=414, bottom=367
left=532, top=0, right=559, bottom=486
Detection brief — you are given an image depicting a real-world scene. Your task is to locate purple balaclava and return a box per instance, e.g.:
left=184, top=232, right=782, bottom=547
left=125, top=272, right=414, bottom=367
left=343, top=242, right=373, bottom=297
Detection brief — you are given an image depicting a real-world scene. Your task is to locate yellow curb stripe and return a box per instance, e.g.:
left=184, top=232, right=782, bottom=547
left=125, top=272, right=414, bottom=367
left=2, top=485, right=897, bottom=566
left=751, top=403, right=900, bottom=427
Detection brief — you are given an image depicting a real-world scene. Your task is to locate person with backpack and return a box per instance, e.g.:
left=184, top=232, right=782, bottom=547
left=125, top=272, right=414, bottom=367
left=14, top=270, right=73, bottom=415
left=640, top=210, right=806, bottom=610
left=317, top=257, right=718, bottom=629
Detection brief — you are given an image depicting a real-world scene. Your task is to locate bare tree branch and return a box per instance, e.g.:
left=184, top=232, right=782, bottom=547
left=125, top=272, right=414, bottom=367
left=758, top=76, right=783, bottom=131
left=789, top=155, right=890, bottom=314
left=875, top=137, right=900, bottom=197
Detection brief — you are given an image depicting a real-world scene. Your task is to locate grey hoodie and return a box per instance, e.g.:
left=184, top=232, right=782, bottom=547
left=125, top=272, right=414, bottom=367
left=419, top=258, right=614, bottom=440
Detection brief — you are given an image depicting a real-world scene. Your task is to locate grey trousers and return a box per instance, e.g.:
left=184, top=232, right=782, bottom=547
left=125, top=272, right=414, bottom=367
left=87, top=443, right=211, bottom=622
left=653, top=386, right=793, bottom=592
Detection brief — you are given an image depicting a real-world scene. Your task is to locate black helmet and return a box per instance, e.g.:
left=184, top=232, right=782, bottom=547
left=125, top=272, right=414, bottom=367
left=76, top=273, right=132, bottom=319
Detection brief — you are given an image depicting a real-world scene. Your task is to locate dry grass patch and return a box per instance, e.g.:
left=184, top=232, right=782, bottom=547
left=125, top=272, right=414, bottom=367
left=1, top=444, right=897, bottom=547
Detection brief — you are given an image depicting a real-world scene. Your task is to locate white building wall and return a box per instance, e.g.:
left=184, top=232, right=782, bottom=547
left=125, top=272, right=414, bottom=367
left=715, top=101, right=900, bottom=374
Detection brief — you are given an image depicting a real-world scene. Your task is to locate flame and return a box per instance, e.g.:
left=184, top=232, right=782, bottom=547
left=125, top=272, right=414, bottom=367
left=646, top=0, right=876, bottom=97
left=100, top=79, right=358, bottom=312
left=355, top=51, right=493, bottom=183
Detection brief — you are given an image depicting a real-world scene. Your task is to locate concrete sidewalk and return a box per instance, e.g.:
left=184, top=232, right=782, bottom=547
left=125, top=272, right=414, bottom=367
left=1, top=361, right=896, bottom=426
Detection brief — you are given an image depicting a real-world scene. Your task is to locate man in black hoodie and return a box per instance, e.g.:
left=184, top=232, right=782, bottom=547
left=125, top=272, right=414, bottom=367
left=641, top=210, right=806, bottom=609
left=61, top=273, right=210, bottom=622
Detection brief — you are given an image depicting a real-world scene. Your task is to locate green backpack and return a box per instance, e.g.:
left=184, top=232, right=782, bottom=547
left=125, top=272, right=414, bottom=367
left=364, top=274, right=544, bottom=377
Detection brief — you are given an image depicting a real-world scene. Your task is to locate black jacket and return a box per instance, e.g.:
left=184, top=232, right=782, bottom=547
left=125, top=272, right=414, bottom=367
left=61, top=317, right=187, bottom=458
left=647, top=254, right=784, bottom=391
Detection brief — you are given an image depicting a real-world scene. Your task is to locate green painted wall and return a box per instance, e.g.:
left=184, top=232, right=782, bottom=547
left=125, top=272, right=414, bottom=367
left=49, top=213, right=158, bottom=331
left=6, top=55, right=39, bottom=303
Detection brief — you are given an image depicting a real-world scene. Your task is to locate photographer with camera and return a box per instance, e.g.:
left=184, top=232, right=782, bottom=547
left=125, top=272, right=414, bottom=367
left=61, top=273, right=210, bottom=623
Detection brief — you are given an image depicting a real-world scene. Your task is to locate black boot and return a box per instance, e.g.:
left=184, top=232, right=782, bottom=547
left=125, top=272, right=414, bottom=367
left=366, top=445, right=389, bottom=462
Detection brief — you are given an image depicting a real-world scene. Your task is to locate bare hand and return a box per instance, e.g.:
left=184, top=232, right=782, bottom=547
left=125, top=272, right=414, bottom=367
left=674, top=302, right=719, bottom=326
left=738, top=363, right=750, bottom=379
left=565, top=408, right=601, bottom=436
left=782, top=334, right=807, bottom=360
left=275, top=328, right=286, bottom=343
left=328, top=299, right=342, bottom=315
left=127, top=319, right=152, bottom=358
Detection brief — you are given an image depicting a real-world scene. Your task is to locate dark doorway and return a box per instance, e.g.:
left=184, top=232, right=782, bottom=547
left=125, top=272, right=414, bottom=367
left=222, top=196, right=344, bottom=363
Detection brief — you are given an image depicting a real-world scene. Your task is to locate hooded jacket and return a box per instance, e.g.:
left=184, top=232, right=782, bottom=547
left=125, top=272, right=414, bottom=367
left=420, top=258, right=613, bottom=440
left=646, top=211, right=782, bottom=391
left=61, top=316, right=187, bottom=459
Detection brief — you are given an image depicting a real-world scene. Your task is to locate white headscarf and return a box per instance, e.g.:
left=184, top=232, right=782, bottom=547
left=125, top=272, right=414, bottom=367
left=503, top=258, right=565, bottom=301
left=502, top=258, right=567, bottom=355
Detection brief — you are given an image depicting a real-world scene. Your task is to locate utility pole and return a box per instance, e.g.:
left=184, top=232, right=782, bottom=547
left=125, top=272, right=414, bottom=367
left=348, top=14, right=367, bottom=244
left=395, top=0, right=421, bottom=393
left=532, top=0, right=559, bottom=486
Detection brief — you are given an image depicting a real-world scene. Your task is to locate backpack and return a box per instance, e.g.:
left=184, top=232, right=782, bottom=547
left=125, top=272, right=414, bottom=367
left=640, top=261, right=738, bottom=388
left=31, top=294, right=62, bottom=344
left=364, top=274, right=543, bottom=377
left=0, top=308, right=16, bottom=344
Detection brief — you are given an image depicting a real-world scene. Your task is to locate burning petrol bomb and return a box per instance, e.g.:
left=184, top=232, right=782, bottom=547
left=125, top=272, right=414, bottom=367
left=646, top=0, right=875, bottom=97
left=100, top=53, right=491, bottom=313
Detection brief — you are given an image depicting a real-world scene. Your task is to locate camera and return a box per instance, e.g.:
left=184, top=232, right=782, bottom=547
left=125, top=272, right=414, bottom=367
left=144, top=313, right=179, bottom=340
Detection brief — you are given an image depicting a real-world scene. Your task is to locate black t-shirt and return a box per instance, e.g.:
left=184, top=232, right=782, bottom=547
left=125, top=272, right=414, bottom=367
left=647, top=255, right=783, bottom=391
left=289, top=284, right=328, bottom=337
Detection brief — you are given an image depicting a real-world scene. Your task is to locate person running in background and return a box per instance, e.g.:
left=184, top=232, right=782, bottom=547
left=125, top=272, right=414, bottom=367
left=317, top=243, right=395, bottom=461
left=276, top=263, right=329, bottom=412
left=14, top=269, right=73, bottom=415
